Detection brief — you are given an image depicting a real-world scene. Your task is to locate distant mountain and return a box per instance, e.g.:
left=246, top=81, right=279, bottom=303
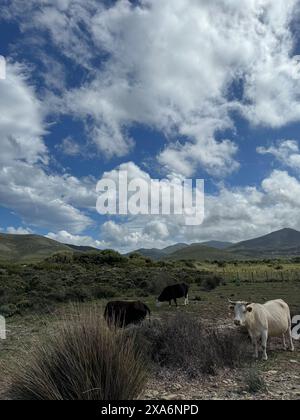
left=162, top=243, right=189, bottom=255
left=0, top=233, right=72, bottom=262
left=3, top=228, right=300, bottom=263
left=128, top=243, right=188, bottom=260
left=200, top=241, right=233, bottom=250
left=229, top=228, right=300, bottom=257
left=129, top=248, right=166, bottom=260
left=166, top=244, right=239, bottom=261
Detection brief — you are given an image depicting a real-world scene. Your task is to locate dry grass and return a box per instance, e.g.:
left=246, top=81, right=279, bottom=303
left=7, top=306, right=148, bottom=400
left=136, top=313, right=251, bottom=377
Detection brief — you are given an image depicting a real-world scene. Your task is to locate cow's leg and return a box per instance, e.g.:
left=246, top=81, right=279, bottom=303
left=261, top=329, right=268, bottom=361
left=169, top=300, right=172, bottom=307
left=252, top=337, right=259, bottom=359
left=184, top=294, right=189, bottom=306
left=287, top=328, right=295, bottom=352
left=249, top=332, right=259, bottom=359
left=174, top=298, right=177, bottom=307
left=282, top=333, right=287, bottom=351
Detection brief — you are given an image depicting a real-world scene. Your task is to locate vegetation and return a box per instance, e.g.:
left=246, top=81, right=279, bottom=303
left=243, top=368, right=267, bottom=394
left=0, top=233, right=72, bottom=262
left=136, top=313, right=251, bottom=377
left=8, top=306, right=148, bottom=400
left=0, top=251, right=225, bottom=317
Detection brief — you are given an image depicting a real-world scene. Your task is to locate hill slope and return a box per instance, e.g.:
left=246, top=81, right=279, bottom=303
left=128, top=248, right=166, bottom=260
left=229, top=228, right=300, bottom=257
left=167, top=244, right=239, bottom=261
left=200, top=241, right=233, bottom=249
left=0, top=234, right=72, bottom=262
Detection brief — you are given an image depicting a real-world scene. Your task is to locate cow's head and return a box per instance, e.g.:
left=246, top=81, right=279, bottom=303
left=228, top=300, right=253, bottom=327
left=157, top=291, right=166, bottom=304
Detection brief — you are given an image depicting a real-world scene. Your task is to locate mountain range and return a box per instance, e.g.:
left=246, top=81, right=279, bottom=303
left=130, top=228, right=300, bottom=261
left=1, top=228, right=300, bottom=262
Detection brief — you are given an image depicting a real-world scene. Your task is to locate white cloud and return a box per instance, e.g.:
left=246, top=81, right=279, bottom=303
left=95, top=163, right=300, bottom=252
left=0, top=61, right=95, bottom=233
left=7, top=0, right=300, bottom=176
left=57, top=137, right=82, bottom=156
left=47, top=230, right=105, bottom=248
left=0, top=62, right=47, bottom=165
left=0, top=162, right=95, bottom=232
left=63, top=0, right=299, bottom=175
left=257, top=140, right=300, bottom=171
left=4, top=226, right=33, bottom=235
left=101, top=220, right=171, bottom=251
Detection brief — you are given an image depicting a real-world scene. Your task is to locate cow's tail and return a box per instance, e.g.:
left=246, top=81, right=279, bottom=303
left=104, top=304, right=109, bottom=322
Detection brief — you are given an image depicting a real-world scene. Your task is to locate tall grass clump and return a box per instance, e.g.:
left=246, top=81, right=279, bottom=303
left=243, top=368, right=267, bottom=394
left=9, top=306, right=148, bottom=400
left=137, top=313, right=251, bottom=377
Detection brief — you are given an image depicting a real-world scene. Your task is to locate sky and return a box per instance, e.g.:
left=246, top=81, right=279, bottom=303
left=1, top=0, right=300, bottom=252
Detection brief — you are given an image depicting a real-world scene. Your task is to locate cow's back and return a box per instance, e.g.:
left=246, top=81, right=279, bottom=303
left=104, top=300, right=149, bottom=327
left=263, top=299, right=291, bottom=336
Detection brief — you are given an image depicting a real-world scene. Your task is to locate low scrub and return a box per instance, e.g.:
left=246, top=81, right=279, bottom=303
left=243, top=368, right=267, bottom=394
left=8, top=306, right=148, bottom=400
left=136, top=313, right=251, bottom=377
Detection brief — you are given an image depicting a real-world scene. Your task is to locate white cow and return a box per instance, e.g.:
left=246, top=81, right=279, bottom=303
left=229, top=299, right=295, bottom=361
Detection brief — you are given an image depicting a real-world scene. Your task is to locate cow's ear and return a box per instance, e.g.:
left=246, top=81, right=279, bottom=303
left=247, top=306, right=253, bottom=313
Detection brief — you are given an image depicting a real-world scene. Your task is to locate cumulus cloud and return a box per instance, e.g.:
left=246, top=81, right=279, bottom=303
left=257, top=140, right=300, bottom=171
left=57, top=137, right=82, bottom=156
left=0, top=162, right=96, bottom=232
left=3, top=226, right=33, bottom=235
left=0, top=62, right=47, bottom=165
left=5, top=0, right=300, bottom=176
left=46, top=230, right=105, bottom=248
left=2, top=0, right=300, bottom=249
left=95, top=163, right=300, bottom=252
left=0, top=61, right=95, bottom=233
left=101, top=220, right=171, bottom=251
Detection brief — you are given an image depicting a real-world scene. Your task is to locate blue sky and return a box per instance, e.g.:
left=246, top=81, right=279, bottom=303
left=1, top=0, right=300, bottom=252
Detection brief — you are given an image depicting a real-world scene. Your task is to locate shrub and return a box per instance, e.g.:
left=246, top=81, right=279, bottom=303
left=9, top=306, right=148, bottom=400
left=243, top=368, right=267, bottom=394
left=93, top=285, right=117, bottom=299
left=74, top=250, right=127, bottom=266
left=201, top=275, right=222, bottom=291
left=136, top=313, right=250, bottom=377
left=217, top=261, right=227, bottom=268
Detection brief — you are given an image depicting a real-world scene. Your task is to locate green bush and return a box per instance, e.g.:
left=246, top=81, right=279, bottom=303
left=201, top=276, right=222, bottom=291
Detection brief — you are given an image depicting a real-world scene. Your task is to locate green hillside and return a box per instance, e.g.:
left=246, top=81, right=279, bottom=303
left=0, top=234, right=72, bottom=262
left=166, top=244, right=240, bottom=261
left=229, top=228, right=300, bottom=257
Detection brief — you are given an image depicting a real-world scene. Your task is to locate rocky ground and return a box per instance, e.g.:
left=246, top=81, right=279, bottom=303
left=143, top=339, right=300, bottom=400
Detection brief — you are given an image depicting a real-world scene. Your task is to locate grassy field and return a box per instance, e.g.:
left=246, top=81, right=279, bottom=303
left=0, top=255, right=299, bottom=400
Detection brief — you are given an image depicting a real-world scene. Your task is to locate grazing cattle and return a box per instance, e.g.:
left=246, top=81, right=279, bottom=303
left=104, top=301, right=151, bottom=328
left=229, top=299, right=295, bottom=361
left=157, top=283, right=189, bottom=307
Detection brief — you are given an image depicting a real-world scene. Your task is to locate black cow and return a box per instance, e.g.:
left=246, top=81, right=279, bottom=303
left=157, top=283, right=189, bottom=307
left=104, top=300, right=151, bottom=327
